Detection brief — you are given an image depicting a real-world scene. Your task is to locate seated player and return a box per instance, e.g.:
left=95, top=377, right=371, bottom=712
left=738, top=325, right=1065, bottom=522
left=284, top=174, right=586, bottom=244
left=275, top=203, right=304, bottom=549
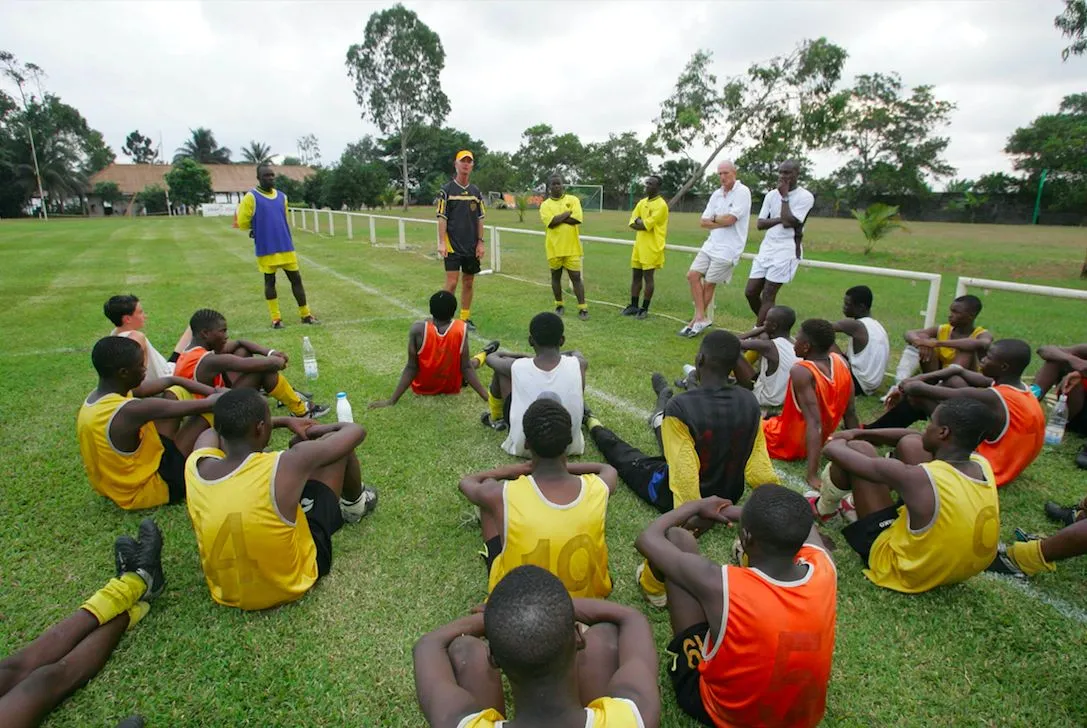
left=832, top=285, right=890, bottom=396
left=459, top=399, right=618, bottom=598
left=899, top=294, right=991, bottom=377
left=815, top=398, right=1000, bottom=593
left=369, top=291, right=498, bottom=409
left=104, top=294, right=192, bottom=381
left=989, top=496, right=1087, bottom=579
left=483, top=312, right=586, bottom=457
left=185, top=389, right=377, bottom=610
left=0, top=519, right=164, bottom=728
left=634, top=488, right=836, bottom=728
left=763, top=319, right=858, bottom=490
left=732, top=305, right=798, bottom=409
left=78, top=336, right=219, bottom=510
left=869, top=339, right=1044, bottom=487
left=175, top=308, right=329, bottom=418
left=1033, top=343, right=1087, bottom=468
left=413, top=565, right=661, bottom=728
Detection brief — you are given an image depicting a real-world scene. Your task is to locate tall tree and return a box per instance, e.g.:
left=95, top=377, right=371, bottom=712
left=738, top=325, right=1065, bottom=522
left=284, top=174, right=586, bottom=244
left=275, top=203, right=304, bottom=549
left=296, top=134, right=320, bottom=166
left=657, top=157, right=702, bottom=199
left=164, top=158, right=213, bottom=207
left=649, top=39, right=848, bottom=207
left=122, top=130, right=157, bottom=164
left=512, top=124, right=584, bottom=188
left=1056, top=0, right=1087, bottom=60
left=1005, top=93, right=1087, bottom=212
left=82, top=129, right=114, bottom=175
left=346, top=3, right=450, bottom=209
left=472, top=150, right=521, bottom=196
left=241, top=141, right=273, bottom=165
left=1, top=51, right=49, bottom=217
left=378, top=125, right=485, bottom=202
left=274, top=174, right=304, bottom=202
left=173, top=128, right=231, bottom=164
left=281, top=155, right=303, bottom=166
left=578, top=132, right=649, bottom=198
left=325, top=151, right=388, bottom=209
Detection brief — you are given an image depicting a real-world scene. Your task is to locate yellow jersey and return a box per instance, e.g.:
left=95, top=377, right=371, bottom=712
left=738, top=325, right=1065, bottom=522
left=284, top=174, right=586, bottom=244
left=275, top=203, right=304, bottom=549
left=185, top=448, right=318, bottom=610
left=936, top=324, right=987, bottom=369
left=629, top=196, right=669, bottom=253
left=866, top=454, right=999, bottom=594
left=488, top=474, right=612, bottom=598
left=76, top=392, right=169, bottom=510
left=457, top=697, right=643, bottom=728
left=539, top=194, right=584, bottom=259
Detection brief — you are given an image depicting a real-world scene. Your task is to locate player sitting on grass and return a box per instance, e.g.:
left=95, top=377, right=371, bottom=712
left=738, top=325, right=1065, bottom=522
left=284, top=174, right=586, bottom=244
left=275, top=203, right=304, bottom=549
left=621, top=175, right=668, bottom=320
left=868, top=339, right=1044, bottom=487
left=832, top=285, right=890, bottom=396
left=634, top=487, right=836, bottom=728
left=482, top=312, right=586, bottom=457
left=104, top=294, right=192, bottom=381
left=989, top=495, right=1087, bottom=579
left=0, top=519, right=164, bottom=728
left=892, top=294, right=991, bottom=381
left=815, top=398, right=999, bottom=593
left=732, top=305, right=798, bottom=410
left=185, top=388, right=377, bottom=611
left=175, top=308, right=329, bottom=418
left=413, top=565, right=661, bottom=728
left=540, top=174, right=589, bottom=319
left=762, top=319, right=858, bottom=490
left=459, top=398, right=618, bottom=598
left=369, top=290, right=498, bottom=409
left=78, top=336, right=219, bottom=510
left=1033, top=342, right=1087, bottom=469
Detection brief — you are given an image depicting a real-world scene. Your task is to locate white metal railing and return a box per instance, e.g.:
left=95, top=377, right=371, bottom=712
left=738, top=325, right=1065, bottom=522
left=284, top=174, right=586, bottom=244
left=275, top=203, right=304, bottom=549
left=955, top=276, right=1087, bottom=303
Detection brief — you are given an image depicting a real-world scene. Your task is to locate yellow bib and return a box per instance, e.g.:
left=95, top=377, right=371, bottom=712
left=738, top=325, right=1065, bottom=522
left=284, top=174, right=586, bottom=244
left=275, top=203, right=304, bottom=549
left=866, top=455, right=999, bottom=593
left=459, top=697, right=642, bottom=728
left=488, top=474, right=612, bottom=598
left=936, top=324, right=986, bottom=368
left=185, top=448, right=318, bottom=610
left=76, top=392, right=168, bottom=510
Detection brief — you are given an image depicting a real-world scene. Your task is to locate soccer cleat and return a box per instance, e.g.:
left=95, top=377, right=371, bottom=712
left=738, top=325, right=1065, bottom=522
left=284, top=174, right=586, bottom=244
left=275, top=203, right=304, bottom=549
left=635, top=309, right=649, bottom=320
left=302, top=402, right=332, bottom=419
left=482, top=340, right=500, bottom=356
left=839, top=493, right=858, bottom=524
left=301, top=315, right=320, bottom=325
left=619, top=305, right=640, bottom=316
left=651, top=372, right=669, bottom=396
left=1014, top=527, right=1042, bottom=543
left=805, top=492, right=839, bottom=523
left=271, top=319, right=285, bottom=330
left=578, top=309, right=589, bottom=321
left=985, top=543, right=1026, bottom=579
left=340, top=486, right=378, bottom=523
left=635, top=562, right=668, bottom=608
left=1044, top=501, right=1076, bottom=527
left=114, top=535, right=139, bottom=578
left=125, top=601, right=150, bottom=631
left=555, top=305, right=565, bottom=316
left=689, top=320, right=711, bottom=337
left=678, top=324, right=693, bottom=337
left=135, top=519, right=166, bottom=601
left=465, top=319, right=477, bottom=332
left=480, top=412, right=508, bottom=431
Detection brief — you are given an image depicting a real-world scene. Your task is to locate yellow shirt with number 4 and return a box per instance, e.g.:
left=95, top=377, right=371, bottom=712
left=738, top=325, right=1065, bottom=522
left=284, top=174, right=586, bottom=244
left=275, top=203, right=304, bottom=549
left=539, top=194, right=584, bottom=259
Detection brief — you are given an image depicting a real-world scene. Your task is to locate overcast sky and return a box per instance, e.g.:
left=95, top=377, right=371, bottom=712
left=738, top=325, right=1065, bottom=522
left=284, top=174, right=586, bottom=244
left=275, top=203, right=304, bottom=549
left=3, top=1, right=1082, bottom=187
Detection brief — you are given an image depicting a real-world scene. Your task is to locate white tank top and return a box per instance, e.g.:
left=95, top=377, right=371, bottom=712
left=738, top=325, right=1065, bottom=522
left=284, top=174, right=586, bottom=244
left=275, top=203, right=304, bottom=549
left=112, top=329, right=173, bottom=382
left=846, top=317, right=890, bottom=395
left=502, top=356, right=585, bottom=457
left=753, top=337, right=798, bottom=408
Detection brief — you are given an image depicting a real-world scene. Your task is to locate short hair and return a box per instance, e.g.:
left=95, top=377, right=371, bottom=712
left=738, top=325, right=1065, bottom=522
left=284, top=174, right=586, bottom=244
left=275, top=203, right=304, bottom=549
left=845, top=285, right=873, bottom=309
left=429, top=290, right=457, bottom=320
left=954, top=294, right=983, bottom=316
left=740, top=484, right=812, bottom=558
left=257, top=163, right=273, bottom=175
left=933, top=398, right=997, bottom=450
left=700, top=330, right=741, bottom=375
left=485, top=565, right=575, bottom=680
left=767, top=305, right=796, bottom=331
left=990, top=338, right=1031, bottom=376
left=189, top=308, right=225, bottom=335
left=213, top=388, right=268, bottom=439
left=103, top=295, right=139, bottom=326
left=548, top=173, right=563, bottom=183
left=529, top=312, right=564, bottom=347
left=799, top=318, right=836, bottom=352
left=91, top=336, right=142, bottom=378
left=647, top=174, right=662, bottom=185
left=523, top=399, right=572, bottom=458
left=716, top=159, right=736, bottom=173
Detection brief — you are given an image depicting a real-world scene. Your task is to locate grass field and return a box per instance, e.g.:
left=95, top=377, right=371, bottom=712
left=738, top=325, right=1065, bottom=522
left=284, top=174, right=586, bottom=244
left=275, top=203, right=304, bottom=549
left=0, top=210, right=1085, bottom=727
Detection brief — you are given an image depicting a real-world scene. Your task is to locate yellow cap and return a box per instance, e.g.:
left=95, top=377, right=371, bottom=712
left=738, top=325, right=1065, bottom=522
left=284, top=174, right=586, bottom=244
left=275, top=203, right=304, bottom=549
left=456, top=150, right=474, bottom=162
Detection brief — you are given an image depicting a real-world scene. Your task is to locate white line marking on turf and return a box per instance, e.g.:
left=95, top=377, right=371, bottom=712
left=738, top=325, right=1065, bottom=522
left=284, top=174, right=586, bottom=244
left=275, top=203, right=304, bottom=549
left=493, top=272, right=690, bottom=325
left=980, top=572, right=1087, bottom=625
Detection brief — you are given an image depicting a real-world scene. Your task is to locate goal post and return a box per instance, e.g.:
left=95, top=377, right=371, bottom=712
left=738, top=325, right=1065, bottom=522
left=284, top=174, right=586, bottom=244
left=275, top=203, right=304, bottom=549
left=566, top=184, right=603, bottom=213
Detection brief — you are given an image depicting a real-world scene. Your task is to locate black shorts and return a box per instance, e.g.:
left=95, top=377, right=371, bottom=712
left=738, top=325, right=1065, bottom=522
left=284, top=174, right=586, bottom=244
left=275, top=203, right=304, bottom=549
left=301, top=480, right=344, bottom=577
left=158, top=435, right=187, bottom=504
left=851, top=369, right=865, bottom=396
left=666, top=623, right=715, bottom=726
left=444, top=252, right=481, bottom=275
left=842, top=504, right=900, bottom=566
left=483, top=535, right=502, bottom=571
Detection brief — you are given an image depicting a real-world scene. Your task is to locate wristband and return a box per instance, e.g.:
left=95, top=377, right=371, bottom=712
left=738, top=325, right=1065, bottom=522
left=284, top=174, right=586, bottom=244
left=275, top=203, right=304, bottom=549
left=267, top=349, right=276, bottom=358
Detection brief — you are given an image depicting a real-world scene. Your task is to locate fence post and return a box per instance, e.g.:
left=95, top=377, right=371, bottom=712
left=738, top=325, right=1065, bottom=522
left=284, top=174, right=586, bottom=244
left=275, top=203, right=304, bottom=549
left=924, top=276, right=942, bottom=328
left=301, top=208, right=307, bottom=231
left=398, top=219, right=406, bottom=250
left=327, top=209, right=334, bottom=236
left=369, top=215, right=377, bottom=245
left=289, top=209, right=295, bottom=228
left=346, top=214, right=353, bottom=240
left=493, top=228, right=502, bottom=273
left=313, top=208, right=320, bottom=235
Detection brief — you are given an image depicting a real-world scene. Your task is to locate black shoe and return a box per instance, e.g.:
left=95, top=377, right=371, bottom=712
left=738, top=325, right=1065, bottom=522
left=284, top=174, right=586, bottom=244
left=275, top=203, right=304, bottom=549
left=1077, top=445, right=1087, bottom=470
left=482, top=340, right=500, bottom=356
left=465, top=319, right=477, bottom=332
left=619, top=305, right=639, bottom=316
left=581, top=407, right=594, bottom=428
left=136, top=519, right=165, bottom=601
left=555, top=305, right=565, bottom=316
left=301, top=315, right=320, bottom=325
left=651, top=372, right=669, bottom=396
left=114, top=535, right=139, bottom=578
left=635, top=308, right=649, bottom=320
left=1044, top=501, right=1076, bottom=527
left=578, top=309, right=589, bottom=320
left=985, top=543, right=1026, bottom=579
left=303, top=402, right=332, bottom=419
left=271, top=319, right=285, bottom=330
left=481, top=412, right=508, bottom=431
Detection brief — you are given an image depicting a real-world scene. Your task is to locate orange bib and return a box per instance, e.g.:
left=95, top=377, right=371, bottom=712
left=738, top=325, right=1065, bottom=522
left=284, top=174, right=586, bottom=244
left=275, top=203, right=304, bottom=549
left=763, top=354, right=852, bottom=461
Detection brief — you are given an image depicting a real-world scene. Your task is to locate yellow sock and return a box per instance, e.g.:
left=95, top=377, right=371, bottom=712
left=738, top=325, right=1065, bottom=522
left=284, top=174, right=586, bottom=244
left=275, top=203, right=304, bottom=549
left=472, top=351, right=487, bottom=367
left=126, top=601, right=150, bottom=631
left=1007, top=540, right=1056, bottom=576
left=269, top=373, right=306, bottom=416
left=578, top=303, right=588, bottom=311
left=266, top=298, right=282, bottom=322
left=639, top=559, right=666, bottom=597
left=460, top=309, right=471, bottom=321
left=585, top=415, right=603, bottom=431
left=743, top=349, right=759, bottom=365
left=488, top=392, right=504, bottom=421
left=555, top=300, right=564, bottom=308
left=81, top=573, right=147, bottom=625
left=298, top=304, right=312, bottom=319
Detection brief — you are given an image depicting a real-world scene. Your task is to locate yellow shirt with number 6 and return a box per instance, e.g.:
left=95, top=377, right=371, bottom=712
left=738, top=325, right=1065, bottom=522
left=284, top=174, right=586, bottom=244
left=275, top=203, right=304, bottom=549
left=539, top=194, right=584, bottom=259
left=185, top=448, right=317, bottom=610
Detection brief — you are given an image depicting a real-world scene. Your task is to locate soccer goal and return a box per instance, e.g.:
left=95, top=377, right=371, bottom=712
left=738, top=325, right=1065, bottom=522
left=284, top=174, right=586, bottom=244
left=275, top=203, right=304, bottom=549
left=566, top=184, right=603, bottom=213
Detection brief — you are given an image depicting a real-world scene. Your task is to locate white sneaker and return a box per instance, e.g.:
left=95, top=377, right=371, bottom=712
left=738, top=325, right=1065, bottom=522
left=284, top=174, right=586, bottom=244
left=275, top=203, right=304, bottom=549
left=689, top=320, right=712, bottom=337
left=340, top=486, right=378, bottom=523
left=678, top=324, right=693, bottom=337
left=635, top=562, right=668, bottom=608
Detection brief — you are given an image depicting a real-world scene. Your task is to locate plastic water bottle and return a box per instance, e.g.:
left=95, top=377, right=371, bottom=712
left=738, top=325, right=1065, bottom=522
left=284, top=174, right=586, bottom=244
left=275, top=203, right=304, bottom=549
left=1044, top=395, right=1068, bottom=446
left=336, top=392, right=353, bottom=423
left=302, top=336, right=318, bottom=380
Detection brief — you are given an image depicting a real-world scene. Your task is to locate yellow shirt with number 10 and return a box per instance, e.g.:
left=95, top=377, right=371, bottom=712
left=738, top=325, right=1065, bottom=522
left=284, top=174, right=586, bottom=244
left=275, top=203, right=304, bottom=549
left=539, top=194, right=584, bottom=259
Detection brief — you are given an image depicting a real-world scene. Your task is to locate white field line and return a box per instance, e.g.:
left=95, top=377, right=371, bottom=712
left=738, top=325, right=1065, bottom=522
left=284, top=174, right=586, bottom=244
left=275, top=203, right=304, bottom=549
left=493, top=272, right=691, bottom=326
left=980, top=573, right=1087, bottom=625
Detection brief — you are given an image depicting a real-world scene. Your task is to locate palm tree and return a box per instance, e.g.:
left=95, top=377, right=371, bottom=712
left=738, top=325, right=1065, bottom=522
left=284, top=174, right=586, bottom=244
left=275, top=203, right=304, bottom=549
left=173, top=128, right=231, bottom=164
left=851, top=203, right=908, bottom=255
left=241, top=141, right=273, bottom=165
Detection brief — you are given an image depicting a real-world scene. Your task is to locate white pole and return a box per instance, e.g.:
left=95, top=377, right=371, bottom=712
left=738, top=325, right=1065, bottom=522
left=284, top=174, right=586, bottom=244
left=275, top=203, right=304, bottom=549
left=346, top=213, right=353, bottom=240
left=924, top=276, right=942, bottom=328
left=327, top=209, right=334, bottom=236
left=369, top=215, right=377, bottom=245
left=398, top=219, right=406, bottom=250
left=956, top=276, right=1087, bottom=302
left=493, top=227, right=502, bottom=273
left=313, top=207, right=320, bottom=235
left=300, top=208, right=307, bottom=231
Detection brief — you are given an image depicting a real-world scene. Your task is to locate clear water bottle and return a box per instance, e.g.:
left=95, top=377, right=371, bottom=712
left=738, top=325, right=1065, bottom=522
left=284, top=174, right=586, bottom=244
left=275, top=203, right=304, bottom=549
left=335, top=392, right=353, bottom=423
left=1044, top=395, right=1068, bottom=446
left=302, top=336, right=318, bottom=380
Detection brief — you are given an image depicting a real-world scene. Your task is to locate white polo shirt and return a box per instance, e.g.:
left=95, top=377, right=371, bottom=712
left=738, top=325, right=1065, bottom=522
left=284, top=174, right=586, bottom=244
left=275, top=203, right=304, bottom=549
left=700, top=181, right=752, bottom=262
left=756, top=186, right=815, bottom=258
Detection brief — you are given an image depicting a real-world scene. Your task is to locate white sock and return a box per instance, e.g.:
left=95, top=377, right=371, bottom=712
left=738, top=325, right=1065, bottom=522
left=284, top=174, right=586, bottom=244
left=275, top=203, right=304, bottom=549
left=817, top=480, right=850, bottom=516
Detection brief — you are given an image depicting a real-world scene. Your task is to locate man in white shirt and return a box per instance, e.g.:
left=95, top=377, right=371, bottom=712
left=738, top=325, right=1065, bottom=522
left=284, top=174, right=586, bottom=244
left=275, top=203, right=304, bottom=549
left=104, top=295, right=191, bottom=383
left=833, top=285, right=890, bottom=395
left=680, top=160, right=751, bottom=338
left=744, top=160, right=815, bottom=325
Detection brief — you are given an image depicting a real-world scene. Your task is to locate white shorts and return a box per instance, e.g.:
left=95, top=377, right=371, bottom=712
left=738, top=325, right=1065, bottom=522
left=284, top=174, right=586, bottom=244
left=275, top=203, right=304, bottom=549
left=689, top=251, right=736, bottom=285
left=749, top=253, right=799, bottom=284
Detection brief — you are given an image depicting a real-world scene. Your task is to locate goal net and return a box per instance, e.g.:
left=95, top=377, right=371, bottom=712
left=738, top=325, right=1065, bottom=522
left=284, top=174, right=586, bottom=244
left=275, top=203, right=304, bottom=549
left=566, top=184, right=603, bottom=213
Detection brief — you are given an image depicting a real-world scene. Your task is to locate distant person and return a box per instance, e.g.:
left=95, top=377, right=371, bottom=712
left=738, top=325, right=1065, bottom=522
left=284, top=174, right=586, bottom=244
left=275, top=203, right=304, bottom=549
left=680, top=160, right=751, bottom=338
left=437, top=150, right=486, bottom=331
left=459, top=399, right=618, bottom=597
left=1032, top=342, right=1087, bottom=469
left=103, top=294, right=192, bottom=380
left=732, top=305, right=798, bottom=410
left=539, top=174, right=588, bottom=319
left=893, top=295, right=990, bottom=380
left=236, top=164, right=318, bottom=329
left=989, top=496, right=1087, bottom=579
left=744, top=160, right=814, bottom=325
left=832, top=285, right=890, bottom=396
left=369, top=291, right=498, bottom=409
left=413, top=565, right=661, bottom=728
left=621, top=175, right=668, bottom=320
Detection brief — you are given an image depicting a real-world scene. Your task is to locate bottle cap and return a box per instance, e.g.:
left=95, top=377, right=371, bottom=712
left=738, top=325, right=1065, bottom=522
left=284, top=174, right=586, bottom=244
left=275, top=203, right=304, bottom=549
left=336, top=392, right=347, bottom=399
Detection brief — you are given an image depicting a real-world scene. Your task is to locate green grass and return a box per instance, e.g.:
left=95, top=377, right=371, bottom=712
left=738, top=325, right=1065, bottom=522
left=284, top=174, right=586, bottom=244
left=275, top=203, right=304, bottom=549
left=0, top=212, right=1085, bottom=727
